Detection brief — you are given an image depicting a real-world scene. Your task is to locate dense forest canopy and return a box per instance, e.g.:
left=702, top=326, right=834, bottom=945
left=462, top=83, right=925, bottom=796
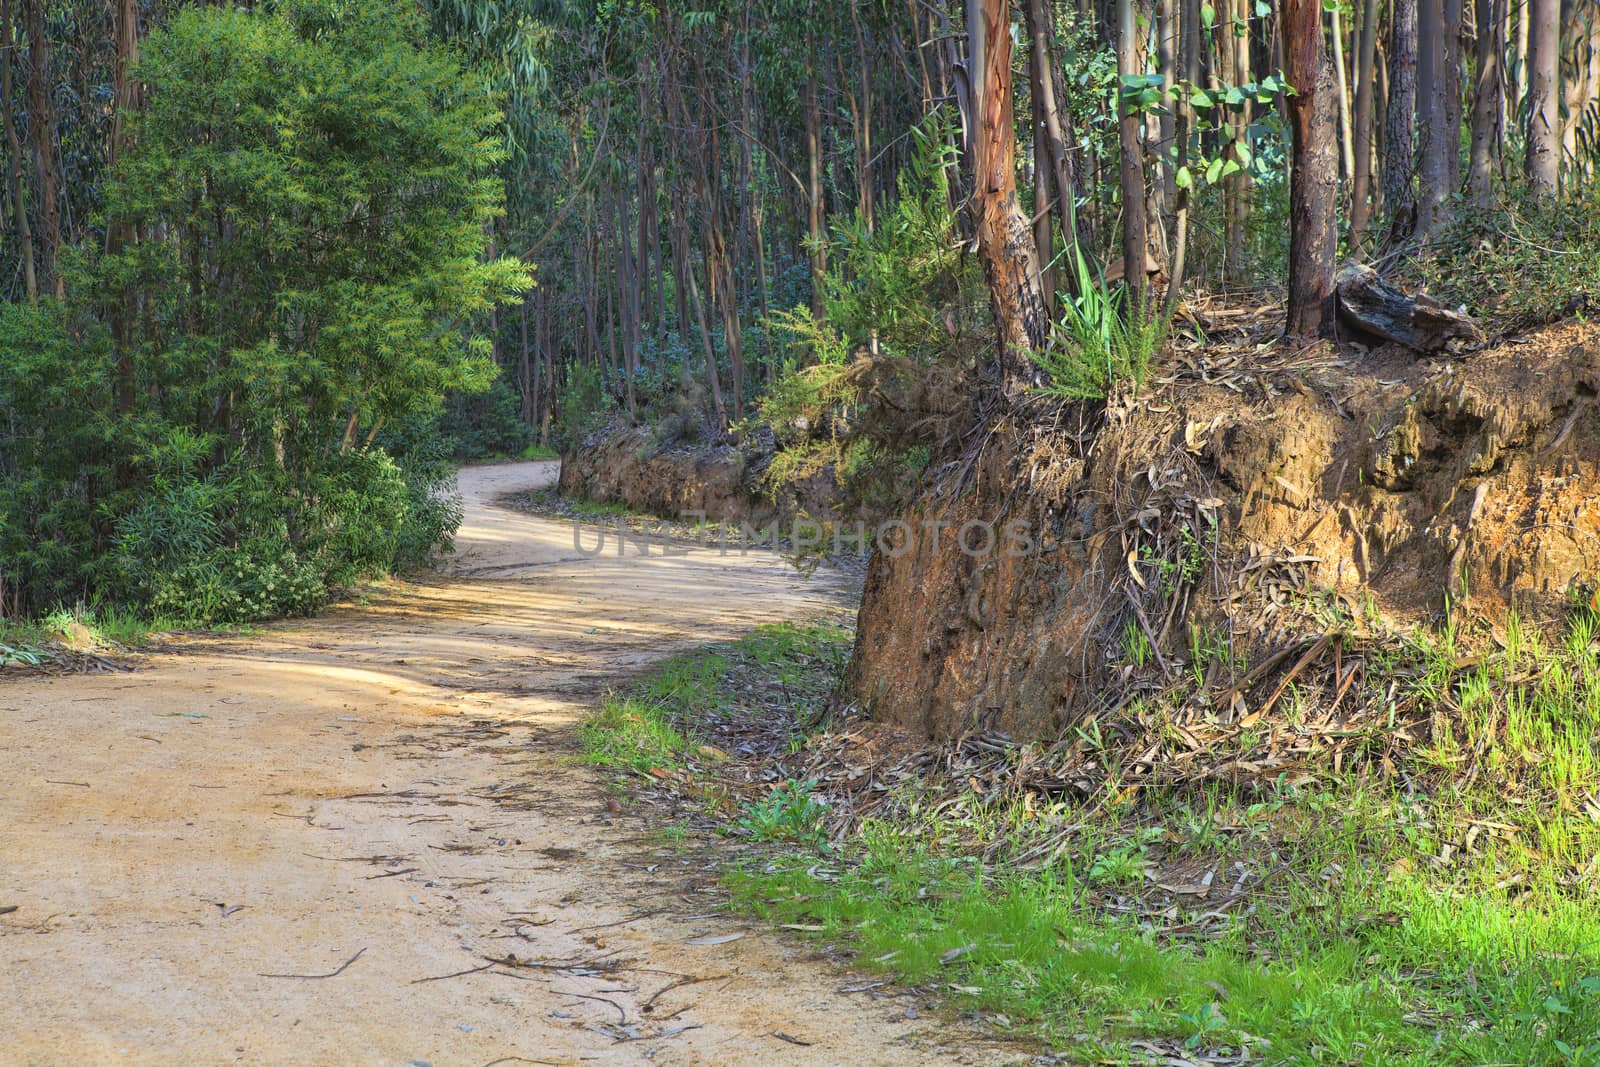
left=0, top=0, right=1594, bottom=621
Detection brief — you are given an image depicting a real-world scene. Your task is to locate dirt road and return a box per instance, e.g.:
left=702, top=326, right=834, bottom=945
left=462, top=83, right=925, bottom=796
left=0, top=462, right=1002, bottom=1066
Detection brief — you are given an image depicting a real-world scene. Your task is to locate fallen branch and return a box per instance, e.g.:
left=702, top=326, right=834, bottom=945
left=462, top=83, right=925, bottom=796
left=259, top=946, right=366, bottom=979
left=1336, top=262, right=1483, bottom=352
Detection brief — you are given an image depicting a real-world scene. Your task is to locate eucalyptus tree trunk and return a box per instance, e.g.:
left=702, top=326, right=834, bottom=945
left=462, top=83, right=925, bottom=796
left=108, top=0, right=141, bottom=416
left=1027, top=2, right=1056, bottom=311
left=614, top=181, right=638, bottom=419
left=1331, top=4, right=1355, bottom=187
left=804, top=42, right=826, bottom=318
left=1523, top=0, right=1560, bottom=193
left=1115, top=0, right=1149, bottom=310
left=1416, top=0, right=1450, bottom=235
left=1443, top=0, right=1463, bottom=195
left=24, top=0, right=61, bottom=299
left=1348, top=0, right=1381, bottom=246
left=519, top=298, right=533, bottom=425
left=850, top=3, right=875, bottom=230
left=968, top=0, right=1050, bottom=393
left=1384, top=0, right=1419, bottom=240
left=1467, top=0, right=1503, bottom=208
left=1165, top=0, right=1199, bottom=315
left=1025, top=0, right=1085, bottom=294
left=2, top=0, right=36, bottom=303
left=672, top=206, right=727, bottom=433
left=1283, top=0, right=1339, bottom=338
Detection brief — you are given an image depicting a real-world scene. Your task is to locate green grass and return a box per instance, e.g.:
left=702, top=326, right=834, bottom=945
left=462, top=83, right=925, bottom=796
left=725, top=782, right=1600, bottom=1063
left=584, top=613, right=1600, bottom=1064
left=1, top=604, right=179, bottom=654
left=579, top=621, right=851, bottom=775
left=579, top=695, right=690, bottom=772
left=518, top=442, right=560, bottom=461
left=564, top=497, right=631, bottom=519
left=0, top=602, right=264, bottom=663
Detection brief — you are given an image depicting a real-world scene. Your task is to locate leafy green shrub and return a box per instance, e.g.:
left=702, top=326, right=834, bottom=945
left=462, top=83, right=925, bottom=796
left=553, top=360, right=610, bottom=452
left=0, top=0, right=523, bottom=626
left=758, top=117, right=979, bottom=510
left=0, top=299, right=117, bottom=613
left=1030, top=270, right=1164, bottom=400
left=1420, top=188, right=1600, bottom=329
left=736, top=779, right=828, bottom=846
left=146, top=539, right=327, bottom=625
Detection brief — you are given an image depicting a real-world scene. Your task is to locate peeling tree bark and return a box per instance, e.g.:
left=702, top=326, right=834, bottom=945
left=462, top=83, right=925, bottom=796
left=967, top=0, right=1049, bottom=395
left=1284, top=0, right=1339, bottom=339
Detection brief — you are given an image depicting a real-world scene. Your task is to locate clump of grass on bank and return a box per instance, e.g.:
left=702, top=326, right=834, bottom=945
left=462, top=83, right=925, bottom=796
left=583, top=613, right=1600, bottom=1065
left=0, top=604, right=176, bottom=656
left=580, top=621, right=851, bottom=776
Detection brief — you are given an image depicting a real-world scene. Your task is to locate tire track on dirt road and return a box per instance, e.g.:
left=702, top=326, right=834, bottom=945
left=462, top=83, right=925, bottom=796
left=0, top=461, right=1013, bottom=1066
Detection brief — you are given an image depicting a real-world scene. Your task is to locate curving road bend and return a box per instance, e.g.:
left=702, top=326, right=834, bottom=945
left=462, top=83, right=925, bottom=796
left=0, top=462, right=1005, bottom=1066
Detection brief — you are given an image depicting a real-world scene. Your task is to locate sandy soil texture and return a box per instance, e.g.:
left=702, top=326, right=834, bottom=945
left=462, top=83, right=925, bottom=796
left=0, top=462, right=1009, bottom=1067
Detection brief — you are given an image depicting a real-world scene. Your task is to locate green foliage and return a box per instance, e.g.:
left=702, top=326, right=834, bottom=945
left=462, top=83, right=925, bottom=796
left=737, top=779, right=828, bottom=846
left=759, top=118, right=977, bottom=508
left=1421, top=188, right=1600, bottom=329
left=1031, top=266, right=1164, bottom=400
left=0, top=299, right=117, bottom=610
left=813, top=120, right=966, bottom=362
left=0, top=0, right=525, bottom=624
left=553, top=360, right=611, bottom=452
left=434, top=375, right=535, bottom=460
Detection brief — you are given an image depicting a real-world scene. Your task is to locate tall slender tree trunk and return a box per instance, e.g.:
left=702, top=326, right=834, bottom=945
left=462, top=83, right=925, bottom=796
left=1332, top=5, right=1356, bottom=189
left=518, top=298, right=533, bottom=425
left=1384, top=0, right=1419, bottom=239
left=1115, top=0, right=1150, bottom=309
left=1283, top=0, right=1339, bottom=338
left=804, top=45, right=826, bottom=317
left=1226, top=0, right=1252, bottom=284
left=537, top=284, right=553, bottom=446
left=1349, top=0, right=1381, bottom=246
left=1523, top=0, right=1560, bottom=192
left=614, top=181, right=638, bottom=419
left=969, top=0, right=1050, bottom=393
left=2, top=0, right=35, bottom=303
left=1027, top=4, right=1055, bottom=311
left=1443, top=0, right=1464, bottom=195
left=1026, top=0, right=1085, bottom=295
left=1468, top=0, right=1503, bottom=207
left=1416, top=0, right=1451, bottom=235
left=850, top=4, right=875, bottom=230
left=1158, top=0, right=1179, bottom=205
left=673, top=210, right=727, bottom=433
left=1513, top=0, right=1530, bottom=112
left=108, top=0, right=141, bottom=417
left=1165, top=0, right=1199, bottom=314
left=24, top=0, right=60, bottom=299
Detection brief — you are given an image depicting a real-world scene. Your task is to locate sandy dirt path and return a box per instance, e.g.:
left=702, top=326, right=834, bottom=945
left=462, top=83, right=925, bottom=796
left=0, top=462, right=1006, bottom=1067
